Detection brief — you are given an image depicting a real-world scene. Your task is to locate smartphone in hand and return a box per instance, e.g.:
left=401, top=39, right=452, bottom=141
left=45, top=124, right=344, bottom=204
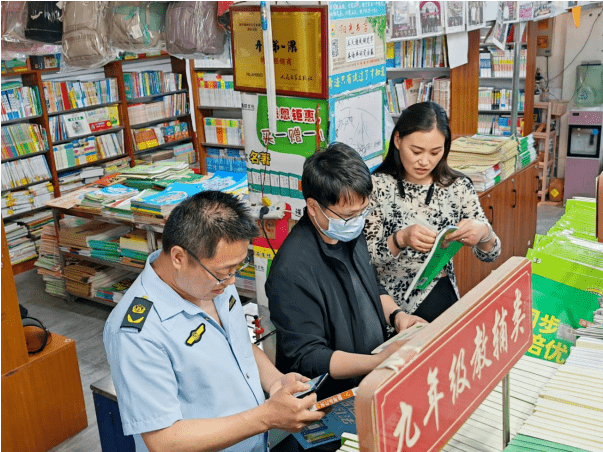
left=293, top=373, right=328, bottom=398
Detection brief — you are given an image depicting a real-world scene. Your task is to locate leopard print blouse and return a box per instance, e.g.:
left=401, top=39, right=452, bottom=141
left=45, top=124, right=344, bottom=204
left=364, top=173, right=501, bottom=315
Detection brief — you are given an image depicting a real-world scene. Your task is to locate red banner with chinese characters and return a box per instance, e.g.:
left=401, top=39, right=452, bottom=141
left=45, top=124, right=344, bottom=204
left=372, top=259, right=532, bottom=452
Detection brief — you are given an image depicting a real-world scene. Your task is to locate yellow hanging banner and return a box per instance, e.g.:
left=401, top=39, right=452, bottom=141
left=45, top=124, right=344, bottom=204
left=572, top=6, right=582, bottom=28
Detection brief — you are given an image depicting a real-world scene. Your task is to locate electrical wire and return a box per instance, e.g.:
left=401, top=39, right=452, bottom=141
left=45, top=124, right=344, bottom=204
left=546, top=9, right=603, bottom=85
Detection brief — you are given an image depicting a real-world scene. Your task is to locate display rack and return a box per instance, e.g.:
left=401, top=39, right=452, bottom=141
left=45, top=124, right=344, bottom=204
left=50, top=203, right=256, bottom=308
left=533, top=100, right=568, bottom=203
left=190, top=64, right=243, bottom=173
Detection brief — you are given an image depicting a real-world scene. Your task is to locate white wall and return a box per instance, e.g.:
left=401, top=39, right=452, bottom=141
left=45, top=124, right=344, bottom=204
left=556, top=6, right=603, bottom=178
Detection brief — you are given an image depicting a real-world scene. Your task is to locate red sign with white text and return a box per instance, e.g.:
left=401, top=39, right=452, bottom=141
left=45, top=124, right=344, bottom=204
left=374, top=263, right=532, bottom=452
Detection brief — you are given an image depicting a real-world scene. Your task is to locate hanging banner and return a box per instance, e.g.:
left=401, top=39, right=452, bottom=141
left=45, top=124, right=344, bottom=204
left=328, top=1, right=387, bottom=96
left=230, top=6, right=328, bottom=99
left=242, top=93, right=328, bottom=220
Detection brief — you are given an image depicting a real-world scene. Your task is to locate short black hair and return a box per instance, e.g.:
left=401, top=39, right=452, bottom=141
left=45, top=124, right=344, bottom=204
left=374, top=101, right=462, bottom=187
left=162, top=191, right=258, bottom=259
left=301, top=142, right=372, bottom=207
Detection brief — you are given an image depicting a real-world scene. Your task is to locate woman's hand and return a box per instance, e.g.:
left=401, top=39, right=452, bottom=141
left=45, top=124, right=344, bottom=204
left=393, top=311, right=428, bottom=333
left=445, top=219, right=490, bottom=247
left=399, top=224, right=437, bottom=252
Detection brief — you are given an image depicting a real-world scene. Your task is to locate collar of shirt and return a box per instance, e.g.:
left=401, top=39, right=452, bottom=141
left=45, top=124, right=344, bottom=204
left=139, top=250, right=208, bottom=324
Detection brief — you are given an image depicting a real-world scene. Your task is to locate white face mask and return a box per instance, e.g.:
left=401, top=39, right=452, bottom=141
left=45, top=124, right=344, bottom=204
left=314, top=203, right=369, bottom=242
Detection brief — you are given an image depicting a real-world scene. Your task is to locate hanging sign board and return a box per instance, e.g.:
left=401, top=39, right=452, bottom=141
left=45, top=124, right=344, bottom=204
left=356, top=257, right=533, bottom=452
left=230, top=6, right=328, bottom=99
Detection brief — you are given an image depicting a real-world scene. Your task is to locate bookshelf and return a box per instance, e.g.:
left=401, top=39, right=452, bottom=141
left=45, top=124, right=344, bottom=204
left=190, top=63, right=245, bottom=174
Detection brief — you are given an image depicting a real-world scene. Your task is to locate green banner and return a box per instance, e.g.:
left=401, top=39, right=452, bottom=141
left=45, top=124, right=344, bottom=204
left=527, top=275, right=600, bottom=364
left=254, top=95, right=328, bottom=158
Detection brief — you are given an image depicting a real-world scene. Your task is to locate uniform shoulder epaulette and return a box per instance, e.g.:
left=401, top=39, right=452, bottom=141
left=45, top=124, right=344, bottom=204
left=121, top=297, right=153, bottom=332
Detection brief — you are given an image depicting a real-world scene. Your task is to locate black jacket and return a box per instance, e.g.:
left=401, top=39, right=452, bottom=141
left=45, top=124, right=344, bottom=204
left=265, top=211, right=389, bottom=398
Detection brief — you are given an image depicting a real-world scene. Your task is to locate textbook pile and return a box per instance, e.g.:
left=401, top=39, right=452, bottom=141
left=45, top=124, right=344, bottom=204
left=1, top=182, right=54, bottom=217
left=35, top=221, right=66, bottom=298
left=449, top=135, right=518, bottom=188
left=4, top=222, right=37, bottom=265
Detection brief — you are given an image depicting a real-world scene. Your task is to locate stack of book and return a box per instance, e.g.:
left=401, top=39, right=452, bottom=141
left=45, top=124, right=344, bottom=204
left=1, top=155, right=52, bottom=190
left=456, top=164, right=502, bottom=192
left=196, top=72, right=241, bottom=108
left=1, top=122, right=49, bottom=159
left=123, top=71, right=183, bottom=100
left=1, top=81, right=43, bottom=120
left=517, top=134, right=537, bottom=170
left=102, top=188, right=158, bottom=223
left=1, top=182, right=54, bottom=217
left=13, top=209, right=54, bottom=252
left=49, top=105, right=120, bottom=142
left=527, top=198, right=602, bottom=293
left=480, top=49, right=527, bottom=78
left=76, top=184, right=140, bottom=215
left=120, top=229, right=153, bottom=268
left=64, top=260, right=125, bottom=299
left=206, top=147, right=246, bottom=174
left=511, top=337, right=603, bottom=451
left=132, top=121, right=189, bottom=151
left=478, top=87, right=525, bottom=111
left=386, top=77, right=450, bottom=116
left=3, top=221, right=37, bottom=264
left=449, top=135, right=518, bottom=183
left=35, top=221, right=66, bottom=298
left=53, top=130, right=123, bottom=171
left=95, top=274, right=138, bottom=303
left=131, top=171, right=247, bottom=223
left=172, top=142, right=196, bottom=165
left=128, top=93, right=188, bottom=125
left=203, top=118, right=244, bottom=146
left=121, top=161, right=190, bottom=182
left=386, top=37, right=449, bottom=69
left=42, top=78, right=118, bottom=113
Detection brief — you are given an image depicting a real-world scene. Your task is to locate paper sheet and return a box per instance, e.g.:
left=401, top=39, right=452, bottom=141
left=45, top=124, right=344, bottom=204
left=446, top=31, right=469, bottom=68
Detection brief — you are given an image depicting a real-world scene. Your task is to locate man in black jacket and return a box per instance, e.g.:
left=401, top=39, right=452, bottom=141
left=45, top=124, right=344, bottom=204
left=266, top=143, right=425, bottom=399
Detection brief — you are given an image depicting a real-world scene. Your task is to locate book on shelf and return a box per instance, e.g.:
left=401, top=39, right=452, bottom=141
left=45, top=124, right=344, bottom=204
left=123, top=70, right=184, bottom=100
left=128, top=92, right=189, bottom=125
left=206, top=147, right=246, bottom=174
left=386, top=77, right=450, bottom=116
left=1, top=123, right=49, bottom=158
left=480, top=49, right=527, bottom=78
left=132, top=121, right=189, bottom=151
left=195, top=72, right=242, bottom=108
left=203, top=118, right=244, bottom=146
left=386, top=36, right=449, bottom=69
left=42, top=78, right=118, bottom=114
left=1, top=82, right=43, bottom=120
left=1, top=181, right=54, bottom=217
left=1, top=155, right=51, bottom=191
left=49, top=106, right=120, bottom=142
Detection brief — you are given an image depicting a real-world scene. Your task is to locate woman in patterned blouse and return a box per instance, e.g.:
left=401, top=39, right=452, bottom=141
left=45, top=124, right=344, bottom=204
left=364, top=102, right=501, bottom=321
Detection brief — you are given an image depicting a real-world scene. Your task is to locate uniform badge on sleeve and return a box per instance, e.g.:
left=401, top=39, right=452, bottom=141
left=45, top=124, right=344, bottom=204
left=229, top=295, right=237, bottom=311
left=186, top=323, right=206, bottom=346
left=121, top=297, right=153, bottom=331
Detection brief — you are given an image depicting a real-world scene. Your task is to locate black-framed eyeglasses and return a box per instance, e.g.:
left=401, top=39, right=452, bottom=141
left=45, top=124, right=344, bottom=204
left=182, top=246, right=251, bottom=285
left=318, top=202, right=373, bottom=225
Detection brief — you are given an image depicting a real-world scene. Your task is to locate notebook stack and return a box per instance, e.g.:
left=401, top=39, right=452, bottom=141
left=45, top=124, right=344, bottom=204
left=517, top=134, right=538, bottom=170
left=76, top=184, right=140, bottom=215
left=58, top=218, right=131, bottom=259
left=95, top=274, right=138, bottom=303
left=3, top=222, right=37, bottom=264
left=119, top=229, right=156, bottom=268
left=131, top=171, right=247, bottom=224
left=449, top=135, right=518, bottom=185
left=64, top=260, right=125, bottom=299
left=35, top=221, right=69, bottom=298
left=1, top=182, right=54, bottom=218
left=102, top=188, right=159, bottom=223
left=121, top=161, right=191, bottom=190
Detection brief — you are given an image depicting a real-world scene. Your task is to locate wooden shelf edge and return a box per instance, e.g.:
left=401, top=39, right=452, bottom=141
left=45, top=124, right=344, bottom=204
left=201, top=142, right=245, bottom=150
left=47, top=101, right=121, bottom=118
left=2, top=150, right=49, bottom=163
left=51, top=126, right=125, bottom=146
left=2, top=114, right=44, bottom=125
left=66, top=292, right=117, bottom=308
left=11, top=256, right=38, bottom=275
left=63, top=252, right=143, bottom=274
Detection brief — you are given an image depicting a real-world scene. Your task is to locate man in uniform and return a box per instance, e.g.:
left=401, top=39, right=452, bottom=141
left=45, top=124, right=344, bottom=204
left=104, top=191, right=324, bottom=452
